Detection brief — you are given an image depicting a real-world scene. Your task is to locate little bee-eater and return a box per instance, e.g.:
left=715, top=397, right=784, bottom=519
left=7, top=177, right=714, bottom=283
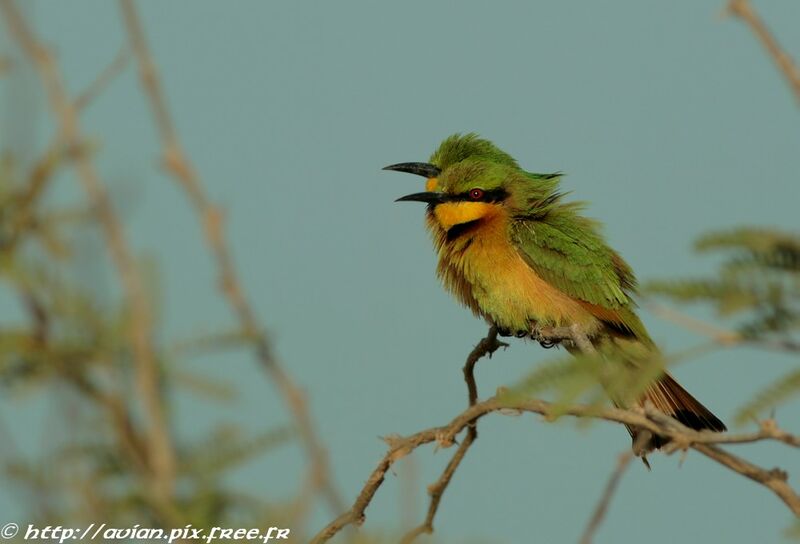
left=385, top=133, right=725, bottom=452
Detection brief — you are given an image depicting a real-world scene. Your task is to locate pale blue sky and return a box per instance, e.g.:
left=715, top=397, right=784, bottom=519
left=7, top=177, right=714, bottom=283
left=2, top=1, right=800, bottom=543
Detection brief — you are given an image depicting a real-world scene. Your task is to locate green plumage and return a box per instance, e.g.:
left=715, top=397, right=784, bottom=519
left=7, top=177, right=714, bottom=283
left=388, top=132, right=727, bottom=443
left=429, top=133, right=649, bottom=341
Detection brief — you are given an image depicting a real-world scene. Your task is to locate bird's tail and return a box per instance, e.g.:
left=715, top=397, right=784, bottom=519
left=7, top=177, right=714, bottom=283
left=628, top=373, right=726, bottom=454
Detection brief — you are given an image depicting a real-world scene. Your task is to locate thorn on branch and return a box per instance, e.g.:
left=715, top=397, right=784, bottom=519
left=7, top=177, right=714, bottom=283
left=434, top=430, right=456, bottom=450
left=767, top=467, right=788, bottom=483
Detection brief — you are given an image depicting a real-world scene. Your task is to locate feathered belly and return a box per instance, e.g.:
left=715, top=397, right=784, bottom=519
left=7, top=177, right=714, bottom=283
left=429, top=213, right=598, bottom=333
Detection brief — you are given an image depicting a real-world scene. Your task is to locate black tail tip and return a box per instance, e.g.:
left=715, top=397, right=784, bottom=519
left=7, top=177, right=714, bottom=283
left=631, top=410, right=726, bottom=455
left=672, top=409, right=727, bottom=433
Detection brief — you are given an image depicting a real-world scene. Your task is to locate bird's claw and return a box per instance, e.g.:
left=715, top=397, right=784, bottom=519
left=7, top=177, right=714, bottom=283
left=496, top=324, right=559, bottom=348
left=529, top=323, right=561, bottom=349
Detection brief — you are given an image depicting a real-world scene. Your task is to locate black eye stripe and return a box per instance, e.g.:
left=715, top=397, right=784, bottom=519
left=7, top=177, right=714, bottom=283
left=446, top=188, right=507, bottom=203
left=432, top=188, right=508, bottom=205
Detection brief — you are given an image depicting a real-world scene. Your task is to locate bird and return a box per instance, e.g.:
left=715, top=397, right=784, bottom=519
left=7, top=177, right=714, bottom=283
left=384, top=133, right=725, bottom=456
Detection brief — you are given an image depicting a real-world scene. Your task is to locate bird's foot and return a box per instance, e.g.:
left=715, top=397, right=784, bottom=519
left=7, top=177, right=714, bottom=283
left=497, top=324, right=558, bottom=347
left=529, top=324, right=562, bottom=349
left=496, top=327, right=529, bottom=339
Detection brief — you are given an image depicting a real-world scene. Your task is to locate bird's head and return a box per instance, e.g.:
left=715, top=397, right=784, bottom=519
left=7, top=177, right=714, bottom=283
left=385, top=133, right=562, bottom=232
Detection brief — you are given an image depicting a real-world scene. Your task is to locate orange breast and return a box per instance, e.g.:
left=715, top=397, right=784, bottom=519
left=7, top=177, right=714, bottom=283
left=428, top=210, right=599, bottom=333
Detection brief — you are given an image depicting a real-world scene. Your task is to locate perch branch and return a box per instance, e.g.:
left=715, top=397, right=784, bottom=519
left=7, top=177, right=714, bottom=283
left=531, top=324, right=598, bottom=355
left=312, top=390, right=800, bottom=542
left=400, top=327, right=506, bottom=543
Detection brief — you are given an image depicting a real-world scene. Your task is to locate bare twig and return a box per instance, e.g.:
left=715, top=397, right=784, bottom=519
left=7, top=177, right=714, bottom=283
left=580, top=451, right=635, bottom=544
left=399, top=430, right=476, bottom=544
left=75, top=47, right=130, bottom=111
left=727, top=0, right=800, bottom=104
left=643, top=406, right=800, bottom=449
left=463, top=327, right=507, bottom=407
left=579, top=433, right=650, bottom=544
left=314, top=314, right=800, bottom=542
left=312, top=390, right=800, bottom=542
left=647, top=301, right=800, bottom=353
left=0, top=0, right=177, bottom=505
left=646, top=302, right=740, bottom=345
left=693, top=442, right=800, bottom=515
left=117, top=0, right=344, bottom=517
left=400, top=327, right=506, bottom=543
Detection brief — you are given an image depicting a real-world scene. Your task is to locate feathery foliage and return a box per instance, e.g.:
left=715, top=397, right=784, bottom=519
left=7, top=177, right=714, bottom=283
left=646, top=227, right=800, bottom=423
left=0, top=151, right=302, bottom=530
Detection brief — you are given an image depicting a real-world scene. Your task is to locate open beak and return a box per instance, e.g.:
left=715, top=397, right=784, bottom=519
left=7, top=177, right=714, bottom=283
left=382, top=162, right=441, bottom=178
left=394, top=191, right=444, bottom=204
left=383, top=162, right=442, bottom=204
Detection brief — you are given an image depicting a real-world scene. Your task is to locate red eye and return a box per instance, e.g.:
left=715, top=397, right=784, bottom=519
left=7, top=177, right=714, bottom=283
left=469, top=188, right=484, bottom=200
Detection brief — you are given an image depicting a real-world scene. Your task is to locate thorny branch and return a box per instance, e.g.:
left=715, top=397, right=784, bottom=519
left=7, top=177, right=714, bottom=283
left=312, top=322, right=800, bottom=543
left=726, top=0, right=800, bottom=104
left=312, top=328, right=504, bottom=544
left=399, top=327, right=506, bottom=543
left=398, top=427, right=476, bottom=544
left=312, top=392, right=800, bottom=543
left=0, top=0, right=178, bottom=509
left=117, top=0, right=344, bottom=520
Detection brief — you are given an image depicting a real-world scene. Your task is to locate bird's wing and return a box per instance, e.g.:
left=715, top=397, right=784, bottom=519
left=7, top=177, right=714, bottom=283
left=510, top=211, right=648, bottom=339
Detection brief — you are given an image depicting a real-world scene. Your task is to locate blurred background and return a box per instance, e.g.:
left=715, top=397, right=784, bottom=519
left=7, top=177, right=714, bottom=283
left=1, top=1, right=799, bottom=543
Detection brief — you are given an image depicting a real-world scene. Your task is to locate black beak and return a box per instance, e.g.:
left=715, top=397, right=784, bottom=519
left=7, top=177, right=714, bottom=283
left=382, top=162, right=441, bottom=178
left=395, top=191, right=443, bottom=204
